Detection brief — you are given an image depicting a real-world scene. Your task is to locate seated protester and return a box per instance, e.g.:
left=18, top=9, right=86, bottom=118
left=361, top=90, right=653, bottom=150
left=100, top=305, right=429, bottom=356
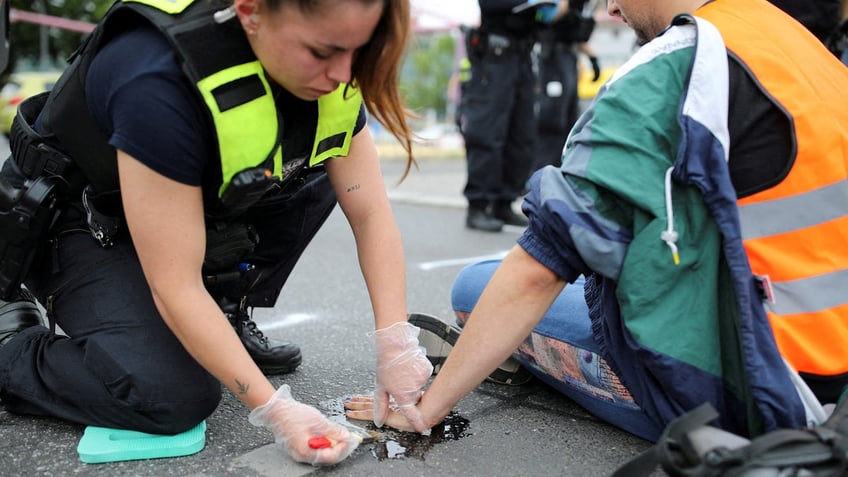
left=345, top=0, right=848, bottom=443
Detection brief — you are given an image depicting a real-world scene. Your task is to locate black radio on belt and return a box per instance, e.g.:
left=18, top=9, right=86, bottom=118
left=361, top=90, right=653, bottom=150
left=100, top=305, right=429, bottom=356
left=219, top=166, right=278, bottom=217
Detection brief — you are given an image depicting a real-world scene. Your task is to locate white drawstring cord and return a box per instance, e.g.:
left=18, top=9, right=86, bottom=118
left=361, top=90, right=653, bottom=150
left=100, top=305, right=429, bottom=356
left=213, top=5, right=236, bottom=23
left=660, top=166, right=680, bottom=265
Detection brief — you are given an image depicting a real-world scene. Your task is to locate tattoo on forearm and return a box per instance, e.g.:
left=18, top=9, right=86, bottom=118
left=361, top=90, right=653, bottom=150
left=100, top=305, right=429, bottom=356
left=235, top=379, right=249, bottom=395
left=346, top=183, right=361, bottom=193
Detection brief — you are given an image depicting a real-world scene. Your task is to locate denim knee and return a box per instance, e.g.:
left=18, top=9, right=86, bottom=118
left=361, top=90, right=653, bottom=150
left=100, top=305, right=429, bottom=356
left=451, top=259, right=501, bottom=314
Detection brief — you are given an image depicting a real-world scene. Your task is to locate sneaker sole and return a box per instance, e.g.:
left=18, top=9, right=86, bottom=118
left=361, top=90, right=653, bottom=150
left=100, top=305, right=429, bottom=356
left=408, top=313, right=459, bottom=375
left=486, top=356, right=533, bottom=386
left=407, top=312, right=533, bottom=386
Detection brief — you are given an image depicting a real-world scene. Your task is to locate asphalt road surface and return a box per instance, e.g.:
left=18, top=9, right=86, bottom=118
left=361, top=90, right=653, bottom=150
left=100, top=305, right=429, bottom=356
left=0, top=138, right=656, bottom=476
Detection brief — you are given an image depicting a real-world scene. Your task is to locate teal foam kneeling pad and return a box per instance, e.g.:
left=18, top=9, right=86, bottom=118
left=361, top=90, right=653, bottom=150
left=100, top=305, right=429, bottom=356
left=77, top=420, right=206, bottom=464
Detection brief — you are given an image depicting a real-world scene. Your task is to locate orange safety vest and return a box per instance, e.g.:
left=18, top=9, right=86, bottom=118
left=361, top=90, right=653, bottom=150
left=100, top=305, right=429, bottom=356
left=698, top=0, right=848, bottom=378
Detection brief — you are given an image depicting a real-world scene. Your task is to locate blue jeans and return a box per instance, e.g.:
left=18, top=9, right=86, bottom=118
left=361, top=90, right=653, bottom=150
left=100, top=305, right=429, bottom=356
left=451, top=259, right=663, bottom=441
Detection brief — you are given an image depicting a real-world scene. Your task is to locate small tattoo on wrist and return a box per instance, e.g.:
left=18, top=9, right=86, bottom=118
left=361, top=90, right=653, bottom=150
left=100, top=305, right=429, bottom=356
left=347, top=183, right=361, bottom=192
left=235, top=379, right=249, bottom=394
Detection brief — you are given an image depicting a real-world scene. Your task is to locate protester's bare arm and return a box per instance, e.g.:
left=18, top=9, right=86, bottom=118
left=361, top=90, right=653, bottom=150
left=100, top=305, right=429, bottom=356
left=346, top=245, right=566, bottom=431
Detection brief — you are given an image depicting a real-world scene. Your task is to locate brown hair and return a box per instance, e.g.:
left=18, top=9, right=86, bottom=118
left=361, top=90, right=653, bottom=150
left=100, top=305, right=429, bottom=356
left=266, top=0, right=417, bottom=180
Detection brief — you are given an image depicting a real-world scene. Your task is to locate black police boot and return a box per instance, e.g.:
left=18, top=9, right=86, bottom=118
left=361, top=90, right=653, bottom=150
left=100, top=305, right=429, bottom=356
left=492, top=200, right=529, bottom=227
left=466, top=201, right=503, bottom=232
left=0, top=289, right=43, bottom=348
left=227, top=310, right=302, bottom=375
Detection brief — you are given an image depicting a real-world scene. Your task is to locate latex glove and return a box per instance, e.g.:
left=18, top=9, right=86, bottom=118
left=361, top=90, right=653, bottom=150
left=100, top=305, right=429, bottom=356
left=589, top=56, right=601, bottom=82
left=370, top=322, right=434, bottom=432
left=248, top=385, right=359, bottom=466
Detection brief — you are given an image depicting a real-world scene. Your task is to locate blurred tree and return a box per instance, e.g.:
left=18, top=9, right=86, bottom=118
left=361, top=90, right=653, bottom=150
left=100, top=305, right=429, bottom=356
left=2, top=2, right=461, bottom=121
left=401, top=31, right=456, bottom=122
left=5, top=0, right=106, bottom=75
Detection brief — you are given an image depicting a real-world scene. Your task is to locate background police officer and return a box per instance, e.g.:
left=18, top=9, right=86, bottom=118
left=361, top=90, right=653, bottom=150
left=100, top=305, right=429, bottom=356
left=534, top=0, right=599, bottom=172
left=459, top=0, right=557, bottom=232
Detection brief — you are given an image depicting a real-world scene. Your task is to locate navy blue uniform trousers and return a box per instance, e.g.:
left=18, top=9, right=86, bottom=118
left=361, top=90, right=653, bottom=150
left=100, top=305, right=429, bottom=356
left=535, top=40, right=579, bottom=172
left=460, top=43, right=538, bottom=203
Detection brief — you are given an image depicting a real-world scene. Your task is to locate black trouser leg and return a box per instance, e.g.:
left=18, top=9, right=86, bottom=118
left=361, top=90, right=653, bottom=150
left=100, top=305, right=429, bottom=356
left=0, top=232, right=221, bottom=434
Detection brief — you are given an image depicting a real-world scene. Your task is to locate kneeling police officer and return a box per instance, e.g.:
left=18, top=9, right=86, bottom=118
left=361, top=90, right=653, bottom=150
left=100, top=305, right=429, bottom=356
left=0, top=0, right=433, bottom=465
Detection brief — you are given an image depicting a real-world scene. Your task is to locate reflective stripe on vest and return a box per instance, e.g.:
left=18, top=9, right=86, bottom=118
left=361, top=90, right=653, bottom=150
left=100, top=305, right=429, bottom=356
left=125, top=0, right=193, bottom=14
left=312, top=86, right=362, bottom=166
left=199, top=67, right=360, bottom=196
left=698, top=0, right=848, bottom=377
left=195, top=62, right=280, bottom=196
left=124, top=0, right=362, bottom=197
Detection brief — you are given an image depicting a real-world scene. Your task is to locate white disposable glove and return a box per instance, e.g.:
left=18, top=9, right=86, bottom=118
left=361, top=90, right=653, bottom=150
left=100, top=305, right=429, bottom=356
left=248, top=385, right=359, bottom=465
left=370, top=322, right=434, bottom=432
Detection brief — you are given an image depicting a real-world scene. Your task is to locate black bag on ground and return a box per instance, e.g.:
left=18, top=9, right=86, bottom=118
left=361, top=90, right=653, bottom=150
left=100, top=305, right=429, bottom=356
left=613, top=400, right=848, bottom=477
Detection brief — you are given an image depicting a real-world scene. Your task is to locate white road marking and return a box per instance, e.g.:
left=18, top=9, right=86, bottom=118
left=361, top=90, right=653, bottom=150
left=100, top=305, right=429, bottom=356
left=416, top=250, right=509, bottom=271
left=259, top=313, right=317, bottom=330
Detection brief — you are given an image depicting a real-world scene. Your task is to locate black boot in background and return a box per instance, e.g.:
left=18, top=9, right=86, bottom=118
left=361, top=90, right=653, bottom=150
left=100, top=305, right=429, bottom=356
left=466, top=200, right=503, bottom=232
left=492, top=200, right=529, bottom=227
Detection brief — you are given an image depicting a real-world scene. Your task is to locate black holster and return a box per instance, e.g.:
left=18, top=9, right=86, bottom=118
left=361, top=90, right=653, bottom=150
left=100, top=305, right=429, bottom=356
left=0, top=172, right=61, bottom=300
left=0, top=92, right=76, bottom=300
